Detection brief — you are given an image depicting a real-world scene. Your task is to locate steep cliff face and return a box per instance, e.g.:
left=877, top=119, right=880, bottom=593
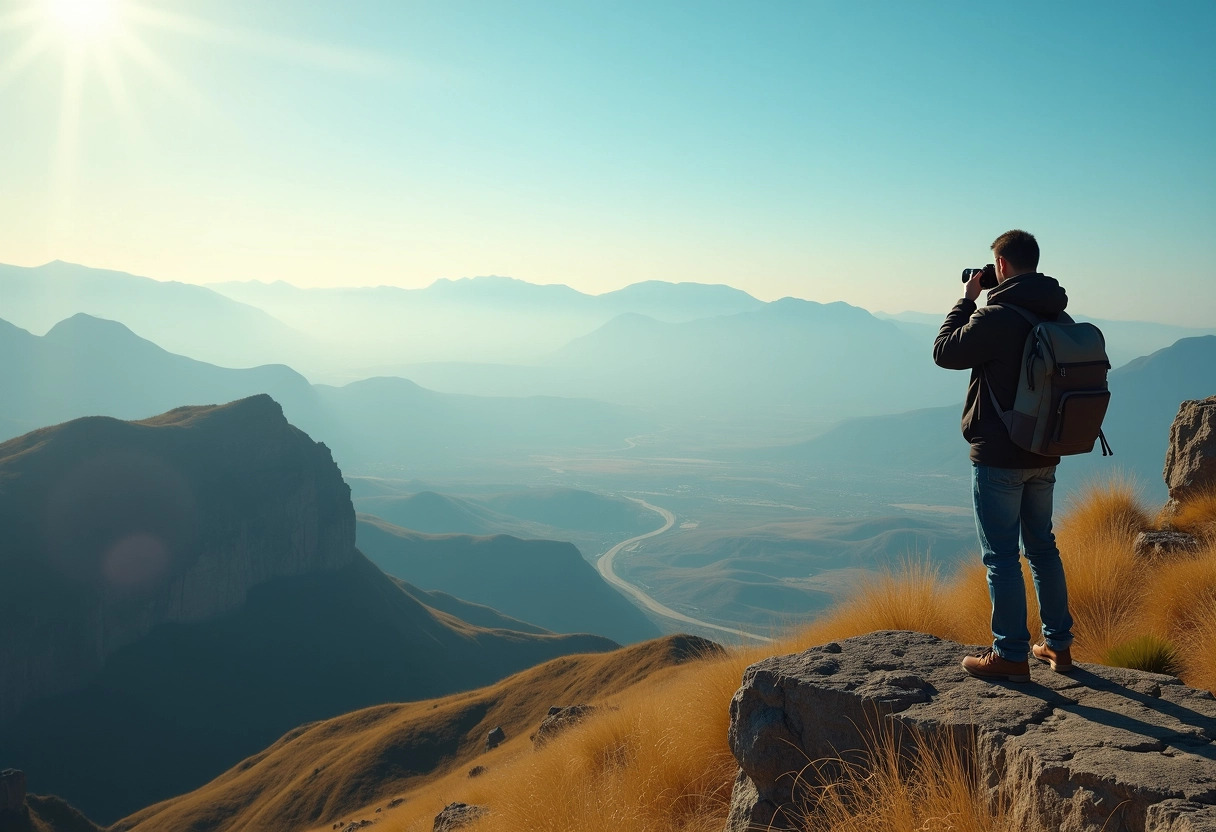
left=0, top=394, right=353, bottom=725
left=0, top=396, right=618, bottom=823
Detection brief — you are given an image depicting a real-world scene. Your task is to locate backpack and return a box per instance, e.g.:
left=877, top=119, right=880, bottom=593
left=985, top=304, right=1113, bottom=457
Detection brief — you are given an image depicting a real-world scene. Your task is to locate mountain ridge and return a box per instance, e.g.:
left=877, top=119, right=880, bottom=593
left=0, top=397, right=619, bottom=822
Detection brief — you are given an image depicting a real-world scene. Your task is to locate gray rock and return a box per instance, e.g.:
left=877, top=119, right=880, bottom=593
left=433, top=802, right=487, bottom=831
left=533, top=704, right=598, bottom=748
left=485, top=725, right=506, bottom=751
left=0, top=769, right=25, bottom=814
left=725, top=631, right=1216, bottom=832
left=1134, top=530, right=1202, bottom=559
left=1165, top=397, right=1216, bottom=507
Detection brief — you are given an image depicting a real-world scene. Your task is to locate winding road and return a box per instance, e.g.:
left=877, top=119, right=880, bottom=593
left=597, top=497, right=772, bottom=643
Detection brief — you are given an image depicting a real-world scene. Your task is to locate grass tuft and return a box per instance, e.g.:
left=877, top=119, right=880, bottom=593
left=1166, top=486, right=1216, bottom=542
left=1102, top=635, right=1183, bottom=676
left=792, top=723, right=1011, bottom=832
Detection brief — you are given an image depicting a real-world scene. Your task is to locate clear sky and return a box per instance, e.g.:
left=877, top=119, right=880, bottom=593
left=1, top=1, right=1213, bottom=324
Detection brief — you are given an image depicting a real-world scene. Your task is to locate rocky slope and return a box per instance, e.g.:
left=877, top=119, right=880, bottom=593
left=0, top=397, right=616, bottom=823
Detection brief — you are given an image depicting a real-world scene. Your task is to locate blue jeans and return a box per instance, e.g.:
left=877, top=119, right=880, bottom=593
left=971, top=464, right=1074, bottom=662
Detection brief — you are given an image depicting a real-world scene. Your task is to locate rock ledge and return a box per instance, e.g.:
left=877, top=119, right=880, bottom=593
left=726, top=630, right=1216, bottom=832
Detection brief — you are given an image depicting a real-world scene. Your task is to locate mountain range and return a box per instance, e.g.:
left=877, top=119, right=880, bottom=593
left=0, top=313, right=652, bottom=475
left=756, top=335, right=1216, bottom=502
left=0, top=261, right=314, bottom=371
left=0, top=396, right=618, bottom=823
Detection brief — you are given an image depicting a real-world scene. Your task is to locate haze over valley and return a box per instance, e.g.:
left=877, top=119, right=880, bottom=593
left=2, top=260, right=1208, bottom=651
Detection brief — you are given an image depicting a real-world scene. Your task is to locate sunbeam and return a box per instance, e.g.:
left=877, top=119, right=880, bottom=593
left=125, top=3, right=401, bottom=76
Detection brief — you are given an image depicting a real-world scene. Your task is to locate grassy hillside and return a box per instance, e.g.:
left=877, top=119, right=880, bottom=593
left=112, top=635, right=722, bottom=832
left=309, top=479, right=1216, bottom=832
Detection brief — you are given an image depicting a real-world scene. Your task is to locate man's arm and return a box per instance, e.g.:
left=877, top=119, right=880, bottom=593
left=932, top=273, right=1000, bottom=370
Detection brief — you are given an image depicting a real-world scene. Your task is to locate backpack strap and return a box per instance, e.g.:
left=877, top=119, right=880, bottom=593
left=980, top=303, right=1063, bottom=433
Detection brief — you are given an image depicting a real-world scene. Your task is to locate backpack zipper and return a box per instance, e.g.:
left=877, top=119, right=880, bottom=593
left=1055, top=359, right=1112, bottom=377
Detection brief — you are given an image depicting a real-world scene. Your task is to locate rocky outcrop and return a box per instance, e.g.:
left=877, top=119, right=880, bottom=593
left=726, top=631, right=1216, bottom=832
left=1164, top=397, right=1216, bottom=508
left=533, top=704, right=598, bottom=748
left=1, top=769, right=26, bottom=814
left=0, top=395, right=356, bottom=726
left=433, top=802, right=487, bottom=831
left=1134, top=530, right=1202, bottom=559
left=485, top=726, right=506, bottom=751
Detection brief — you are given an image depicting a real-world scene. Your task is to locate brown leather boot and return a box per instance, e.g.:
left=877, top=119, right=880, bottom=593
left=961, top=647, right=1030, bottom=682
left=1032, top=641, right=1073, bottom=673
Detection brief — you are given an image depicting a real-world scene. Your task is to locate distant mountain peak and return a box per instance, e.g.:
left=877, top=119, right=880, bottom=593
left=45, top=312, right=145, bottom=340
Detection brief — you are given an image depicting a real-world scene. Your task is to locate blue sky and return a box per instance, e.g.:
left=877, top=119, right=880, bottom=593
left=1, top=1, right=1213, bottom=323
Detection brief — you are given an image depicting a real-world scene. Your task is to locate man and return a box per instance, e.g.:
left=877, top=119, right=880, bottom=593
left=933, top=229, right=1075, bottom=682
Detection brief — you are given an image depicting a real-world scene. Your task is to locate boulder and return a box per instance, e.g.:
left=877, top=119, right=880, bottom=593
left=485, top=725, right=506, bottom=751
left=433, top=802, right=487, bottom=831
left=533, top=704, right=598, bottom=748
left=468, top=765, right=487, bottom=778
left=726, top=631, right=1216, bottom=832
left=0, top=769, right=25, bottom=814
left=1164, top=397, right=1216, bottom=508
left=1134, top=530, right=1202, bottom=559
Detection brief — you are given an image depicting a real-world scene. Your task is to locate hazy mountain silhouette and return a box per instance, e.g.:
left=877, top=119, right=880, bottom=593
left=544, top=299, right=960, bottom=419
left=596, top=279, right=765, bottom=320
left=399, top=299, right=962, bottom=425
left=353, top=487, right=657, bottom=540
left=756, top=335, right=1216, bottom=502
left=876, top=309, right=1216, bottom=369
left=0, top=261, right=315, bottom=370
left=311, top=376, right=652, bottom=469
left=357, top=491, right=519, bottom=536
left=355, top=514, right=662, bottom=644
left=0, top=313, right=316, bottom=439
left=209, top=274, right=767, bottom=375
left=0, top=397, right=616, bottom=823
left=0, top=314, right=652, bottom=472
left=480, top=487, right=657, bottom=533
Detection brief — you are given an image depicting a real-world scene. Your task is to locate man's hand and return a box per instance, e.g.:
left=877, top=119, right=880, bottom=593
left=964, top=270, right=984, bottom=303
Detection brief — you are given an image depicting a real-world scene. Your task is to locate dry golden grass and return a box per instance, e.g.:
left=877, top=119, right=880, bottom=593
left=1166, top=486, right=1216, bottom=542
left=127, top=476, right=1216, bottom=832
left=1053, top=479, right=1153, bottom=659
left=792, top=725, right=1011, bottom=832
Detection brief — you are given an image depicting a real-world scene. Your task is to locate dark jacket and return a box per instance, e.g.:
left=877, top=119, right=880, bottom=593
left=933, top=272, right=1068, bottom=469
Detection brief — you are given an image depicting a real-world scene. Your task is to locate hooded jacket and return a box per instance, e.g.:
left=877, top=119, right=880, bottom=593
left=933, top=272, right=1069, bottom=468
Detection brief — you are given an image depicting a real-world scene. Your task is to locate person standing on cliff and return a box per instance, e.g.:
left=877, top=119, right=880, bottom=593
left=932, top=229, right=1075, bottom=682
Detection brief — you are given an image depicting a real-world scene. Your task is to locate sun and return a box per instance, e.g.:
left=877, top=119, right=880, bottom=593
left=43, top=0, right=122, bottom=41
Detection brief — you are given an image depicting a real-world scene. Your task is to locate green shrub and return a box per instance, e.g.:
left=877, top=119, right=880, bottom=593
left=1102, top=635, right=1182, bottom=676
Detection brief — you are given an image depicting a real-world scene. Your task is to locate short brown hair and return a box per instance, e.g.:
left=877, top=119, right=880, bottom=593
left=991, top=229, right=1039, bottom=273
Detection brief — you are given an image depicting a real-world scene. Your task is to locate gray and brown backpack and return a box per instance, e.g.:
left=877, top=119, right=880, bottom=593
left=986, top=304, right=1113, bottom=457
